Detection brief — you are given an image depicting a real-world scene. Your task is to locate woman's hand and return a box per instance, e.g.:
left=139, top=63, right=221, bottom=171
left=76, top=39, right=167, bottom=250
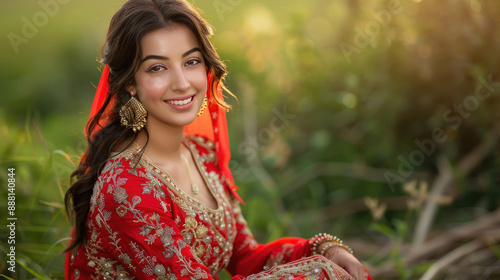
left=322, top=245, right=367, bottom=280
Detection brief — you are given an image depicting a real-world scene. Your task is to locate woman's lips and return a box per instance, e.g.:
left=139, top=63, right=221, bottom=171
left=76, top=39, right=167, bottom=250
left=164, top=95, right=195, bottom=110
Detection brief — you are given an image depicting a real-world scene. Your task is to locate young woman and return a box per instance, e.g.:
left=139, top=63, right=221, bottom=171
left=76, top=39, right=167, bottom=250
left=64, top=0, right=372, bottom=279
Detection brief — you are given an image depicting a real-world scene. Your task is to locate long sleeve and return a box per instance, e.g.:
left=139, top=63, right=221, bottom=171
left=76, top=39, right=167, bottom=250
left=226, top=202, right=313, bottom=277
left=225, top=202, right=373, bottom=280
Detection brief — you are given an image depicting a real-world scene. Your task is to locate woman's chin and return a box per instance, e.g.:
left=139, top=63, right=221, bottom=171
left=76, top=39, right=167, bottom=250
left=171, top=113, right=200, bottom=128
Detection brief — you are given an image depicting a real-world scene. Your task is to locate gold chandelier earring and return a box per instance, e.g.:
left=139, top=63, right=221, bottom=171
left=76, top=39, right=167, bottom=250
left=197, top=95, right=208, bottom=117
left=119, top=93, right=147, bottom=133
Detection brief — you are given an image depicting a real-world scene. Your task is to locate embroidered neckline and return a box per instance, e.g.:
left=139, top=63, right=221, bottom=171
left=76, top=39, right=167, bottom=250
left=126, top=137, right=224, bottom=213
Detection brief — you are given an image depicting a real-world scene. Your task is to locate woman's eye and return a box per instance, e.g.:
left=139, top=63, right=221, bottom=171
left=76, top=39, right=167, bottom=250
left=186, top=58, right=201, bottom=67
left=148, top=65, right=165, bottom=73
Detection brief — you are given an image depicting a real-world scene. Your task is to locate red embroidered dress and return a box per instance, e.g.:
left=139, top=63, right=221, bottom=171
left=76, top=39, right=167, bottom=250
left=67, top=135, right=366, bottom=280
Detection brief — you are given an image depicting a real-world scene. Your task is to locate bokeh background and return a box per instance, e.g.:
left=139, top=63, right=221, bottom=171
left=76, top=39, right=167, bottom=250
left=1, top=0, right=500, bottom=279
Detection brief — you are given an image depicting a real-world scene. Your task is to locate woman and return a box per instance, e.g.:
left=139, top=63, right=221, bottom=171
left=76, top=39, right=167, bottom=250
left=64, top=0, right=372, bottom=279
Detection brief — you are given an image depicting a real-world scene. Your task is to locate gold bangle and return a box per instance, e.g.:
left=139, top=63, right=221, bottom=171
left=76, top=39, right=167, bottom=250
left=309, top=233, right=341, bottom=255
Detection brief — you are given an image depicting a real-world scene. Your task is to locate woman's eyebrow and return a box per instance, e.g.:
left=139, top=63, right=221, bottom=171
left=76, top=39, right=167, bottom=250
left=182, top=47, right=201, bottom=57
left=141, top=47, right=202, bottom=63
left=141, top=54, right=168, bottom=63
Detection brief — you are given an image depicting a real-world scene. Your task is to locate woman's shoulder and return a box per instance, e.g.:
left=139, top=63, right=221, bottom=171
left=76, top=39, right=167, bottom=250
left=98, top=148, right=147, bottom=184
left=90, top=149, right=167, bottom=209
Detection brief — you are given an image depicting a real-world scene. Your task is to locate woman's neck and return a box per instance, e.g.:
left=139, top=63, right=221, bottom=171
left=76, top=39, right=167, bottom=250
left=136, top=119, right=186, bottom=164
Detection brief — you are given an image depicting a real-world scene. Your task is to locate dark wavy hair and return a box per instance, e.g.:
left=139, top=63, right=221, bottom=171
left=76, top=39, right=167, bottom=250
left=64, top=0, right=233, bottom=252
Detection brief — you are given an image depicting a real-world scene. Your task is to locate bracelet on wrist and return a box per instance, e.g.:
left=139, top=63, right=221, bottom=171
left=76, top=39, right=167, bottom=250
left=309, top=233, right=354, bottom=255
left=309, top=233, right=341, bottom=255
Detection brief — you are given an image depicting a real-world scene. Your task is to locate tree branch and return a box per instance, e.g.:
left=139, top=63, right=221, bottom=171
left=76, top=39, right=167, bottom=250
left=419, top=240, right=484, bottom=280
left=412, top=128, right=498, bottom=247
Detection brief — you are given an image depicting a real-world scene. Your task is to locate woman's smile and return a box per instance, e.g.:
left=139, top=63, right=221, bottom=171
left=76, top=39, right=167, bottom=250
left=164, top=94, right=196, bottom=110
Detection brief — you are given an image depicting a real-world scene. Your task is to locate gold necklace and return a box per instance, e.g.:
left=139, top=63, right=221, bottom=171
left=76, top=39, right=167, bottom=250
left=181, top=154, right=199, bottom=196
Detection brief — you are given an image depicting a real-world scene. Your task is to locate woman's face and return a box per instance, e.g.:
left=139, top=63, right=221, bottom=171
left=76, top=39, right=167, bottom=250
left=129, top=24, right=207, bottom=131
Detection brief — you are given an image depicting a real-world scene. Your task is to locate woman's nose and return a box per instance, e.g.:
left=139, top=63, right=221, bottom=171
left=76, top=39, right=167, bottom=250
left=171, top=67, right=190, bottom=91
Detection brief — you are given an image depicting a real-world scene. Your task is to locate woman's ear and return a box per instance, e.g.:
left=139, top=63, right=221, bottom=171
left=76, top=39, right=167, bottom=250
left=126, top=82, right=136, bottom=95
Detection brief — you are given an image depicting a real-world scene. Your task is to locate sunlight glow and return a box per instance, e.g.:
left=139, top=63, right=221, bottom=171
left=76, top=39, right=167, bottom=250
left=243, top=6, right=276, bottom=35
left=342, top=93, right=357, bottom=109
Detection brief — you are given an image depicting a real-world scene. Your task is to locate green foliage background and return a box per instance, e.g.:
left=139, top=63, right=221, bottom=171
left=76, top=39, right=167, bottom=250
left=1, top=0, right=499, bottom=279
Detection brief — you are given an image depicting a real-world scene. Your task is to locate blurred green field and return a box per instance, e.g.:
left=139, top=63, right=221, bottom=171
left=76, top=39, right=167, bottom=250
left=1, top=0, right=500, bottom=279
